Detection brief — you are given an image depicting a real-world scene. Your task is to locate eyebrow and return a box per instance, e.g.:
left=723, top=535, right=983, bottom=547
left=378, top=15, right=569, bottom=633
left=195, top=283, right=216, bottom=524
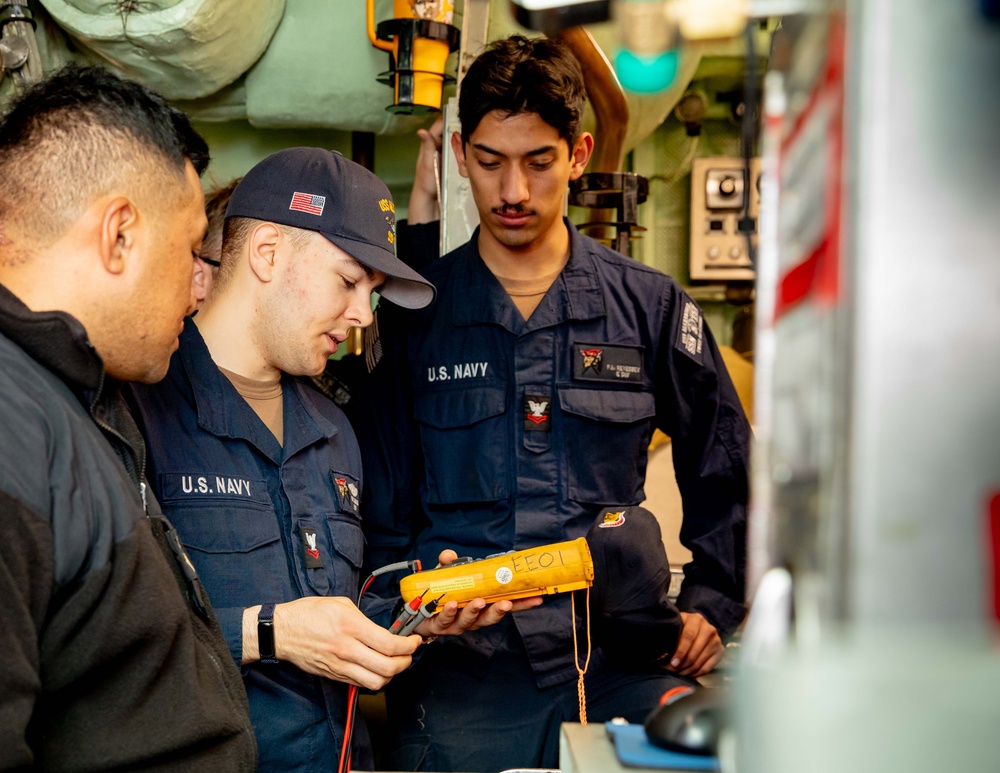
left=339, top=255, right=376, bottom=280
left=471, top=142, right=558, bottom=158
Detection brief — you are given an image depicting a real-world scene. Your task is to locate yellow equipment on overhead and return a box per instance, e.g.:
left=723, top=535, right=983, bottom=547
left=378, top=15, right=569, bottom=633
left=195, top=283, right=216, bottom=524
left=366, top=0, right=460, bottom=114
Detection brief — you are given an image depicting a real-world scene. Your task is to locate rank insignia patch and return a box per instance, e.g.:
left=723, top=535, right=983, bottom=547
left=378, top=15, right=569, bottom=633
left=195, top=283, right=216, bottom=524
left=299, top=526, right=323, bottom=568
left=523, top=394, right=552, bottom=432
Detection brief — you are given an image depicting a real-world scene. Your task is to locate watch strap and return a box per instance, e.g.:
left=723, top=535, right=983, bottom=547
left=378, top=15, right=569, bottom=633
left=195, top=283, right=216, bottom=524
left=257, top=602, right=278, bottom=664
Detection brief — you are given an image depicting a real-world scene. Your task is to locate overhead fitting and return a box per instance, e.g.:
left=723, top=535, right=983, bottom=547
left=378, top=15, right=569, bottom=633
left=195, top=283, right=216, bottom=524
left=0, top=1, right=42, bottom=95
left=367, top=0, right=460, bottom=114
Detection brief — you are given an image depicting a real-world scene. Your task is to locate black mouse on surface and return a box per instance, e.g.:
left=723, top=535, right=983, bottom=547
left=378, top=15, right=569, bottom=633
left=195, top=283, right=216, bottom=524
left=643, top=686, right=727, bottom=756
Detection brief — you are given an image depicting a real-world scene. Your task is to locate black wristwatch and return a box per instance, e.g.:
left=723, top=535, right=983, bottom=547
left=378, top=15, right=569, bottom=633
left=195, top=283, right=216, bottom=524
left=258, top=603, right=278, bottom=664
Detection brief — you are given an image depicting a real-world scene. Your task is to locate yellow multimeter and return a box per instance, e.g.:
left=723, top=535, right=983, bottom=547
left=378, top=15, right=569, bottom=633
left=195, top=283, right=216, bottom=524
left=398, top=538, right=594, bottom=612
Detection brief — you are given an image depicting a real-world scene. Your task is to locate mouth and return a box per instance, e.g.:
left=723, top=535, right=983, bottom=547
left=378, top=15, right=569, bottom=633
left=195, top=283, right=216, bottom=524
left=324, top=332, right=346, bottom=352
left=493, top=208, right=533, bottom=227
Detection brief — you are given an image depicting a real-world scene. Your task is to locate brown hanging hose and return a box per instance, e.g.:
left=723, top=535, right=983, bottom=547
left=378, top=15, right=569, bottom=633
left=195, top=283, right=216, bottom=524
left=556, top=26, right=630, bottom=245
left=556, top=26, right=630, bottom=173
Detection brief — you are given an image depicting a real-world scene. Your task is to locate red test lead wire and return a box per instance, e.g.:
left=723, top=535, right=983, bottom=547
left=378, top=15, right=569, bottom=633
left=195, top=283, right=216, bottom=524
left=388, top=590, right=425, bottom=635
left=341, top=563, right=426, bottom=773
left=337, top=684, right=358, bottom=773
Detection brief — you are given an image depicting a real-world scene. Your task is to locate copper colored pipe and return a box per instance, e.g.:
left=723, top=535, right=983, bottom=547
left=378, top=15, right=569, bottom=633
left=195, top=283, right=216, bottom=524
left=556, top=26, right=629, bottom=173
left=556, top=26, right=630, bottom=247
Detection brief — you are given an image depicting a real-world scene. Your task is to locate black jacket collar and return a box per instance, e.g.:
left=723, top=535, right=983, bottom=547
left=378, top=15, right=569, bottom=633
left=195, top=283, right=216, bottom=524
left=0, top=282, right=147, bottom=484
left=0, top=283, right=103, bottom=395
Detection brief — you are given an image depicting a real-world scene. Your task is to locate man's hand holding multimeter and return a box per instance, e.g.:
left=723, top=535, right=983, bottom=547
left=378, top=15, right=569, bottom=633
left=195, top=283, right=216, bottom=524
left=392, top=549, right=545, bottom=641
left=391, top=538, right=595, bottom=640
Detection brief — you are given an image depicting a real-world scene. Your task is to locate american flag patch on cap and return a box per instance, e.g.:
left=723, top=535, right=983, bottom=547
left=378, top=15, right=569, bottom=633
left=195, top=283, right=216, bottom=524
left=289, top=192, right=326, bottom=216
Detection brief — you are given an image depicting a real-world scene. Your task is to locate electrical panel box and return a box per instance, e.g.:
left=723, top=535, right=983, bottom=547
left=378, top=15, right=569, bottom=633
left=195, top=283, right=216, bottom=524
left=689, top=155, right=761, bottom=281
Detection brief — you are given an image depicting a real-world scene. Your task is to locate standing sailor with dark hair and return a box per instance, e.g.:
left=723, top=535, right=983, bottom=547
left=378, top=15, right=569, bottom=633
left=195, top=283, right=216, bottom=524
left=359, top=35, right=752, bottom=772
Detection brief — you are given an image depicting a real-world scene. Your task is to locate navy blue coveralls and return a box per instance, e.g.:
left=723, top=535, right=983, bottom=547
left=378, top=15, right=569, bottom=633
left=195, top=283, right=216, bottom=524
left=129, top=319, right=393, bottom=772
left=359, top=221, right=750, bottom=771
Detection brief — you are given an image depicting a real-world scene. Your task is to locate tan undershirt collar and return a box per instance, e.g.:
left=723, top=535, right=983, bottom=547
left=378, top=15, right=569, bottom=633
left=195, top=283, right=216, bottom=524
left=493, top=260, right=567, bottom=321
left=218, top=366, right=284, bottom=446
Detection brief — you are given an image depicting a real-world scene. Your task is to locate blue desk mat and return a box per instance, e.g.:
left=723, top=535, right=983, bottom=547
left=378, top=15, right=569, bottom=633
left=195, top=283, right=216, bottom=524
left=604, top=722, right=720, bottom=771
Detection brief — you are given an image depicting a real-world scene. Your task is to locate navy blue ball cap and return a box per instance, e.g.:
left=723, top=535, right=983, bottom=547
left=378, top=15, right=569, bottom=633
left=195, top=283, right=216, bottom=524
left=224, top=147, right=435, bottom=309
left=586, top=506, right=683, bottom=666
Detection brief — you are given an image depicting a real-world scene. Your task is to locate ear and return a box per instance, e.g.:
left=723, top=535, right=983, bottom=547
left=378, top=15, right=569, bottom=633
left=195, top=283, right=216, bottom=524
left=568, top=132, right=594, bottom=182
left=247, top=222, right=282, bottom=283
left=192, top=258, right=209, bottom=304
left=450, top=131, right=469, bottom=178
left=98, top=197, right=139, bottom=276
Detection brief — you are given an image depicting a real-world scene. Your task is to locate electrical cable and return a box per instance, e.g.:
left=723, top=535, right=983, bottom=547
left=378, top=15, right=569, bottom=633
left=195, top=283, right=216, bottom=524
left=368, top=559, right=422, bottom=580
left=336, top=560, right=423, bottom=773
left=389, top=592, right=425, bottom=634
left=357, top=574, right=375, bottom=605
left=397, top=594, right=445, bottom=637
left=337, top=685, right=359, bottom=773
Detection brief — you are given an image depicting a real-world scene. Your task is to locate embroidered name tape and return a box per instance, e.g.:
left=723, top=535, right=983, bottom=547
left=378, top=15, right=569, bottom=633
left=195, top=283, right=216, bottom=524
left=159, top=473, right=268, bottom=504
left=426, top=361, right=490, bottom=383
left=572, top=343, right=644, bottom=383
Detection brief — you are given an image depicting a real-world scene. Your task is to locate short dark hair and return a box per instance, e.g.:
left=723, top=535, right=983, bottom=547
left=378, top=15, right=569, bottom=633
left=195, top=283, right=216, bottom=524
left=457, top=35, right=586, bottom=149
left=213, top=217, right=313, bottom=293
left=201, top=177, right=242, bottom=263
left=0, top=64, right=209, bottom=243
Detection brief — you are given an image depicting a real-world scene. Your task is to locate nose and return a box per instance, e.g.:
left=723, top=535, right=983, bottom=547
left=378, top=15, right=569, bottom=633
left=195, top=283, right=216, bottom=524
left=500, top=165, right=529, bottom=207
left=347, top=293, right=375, bottom=329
